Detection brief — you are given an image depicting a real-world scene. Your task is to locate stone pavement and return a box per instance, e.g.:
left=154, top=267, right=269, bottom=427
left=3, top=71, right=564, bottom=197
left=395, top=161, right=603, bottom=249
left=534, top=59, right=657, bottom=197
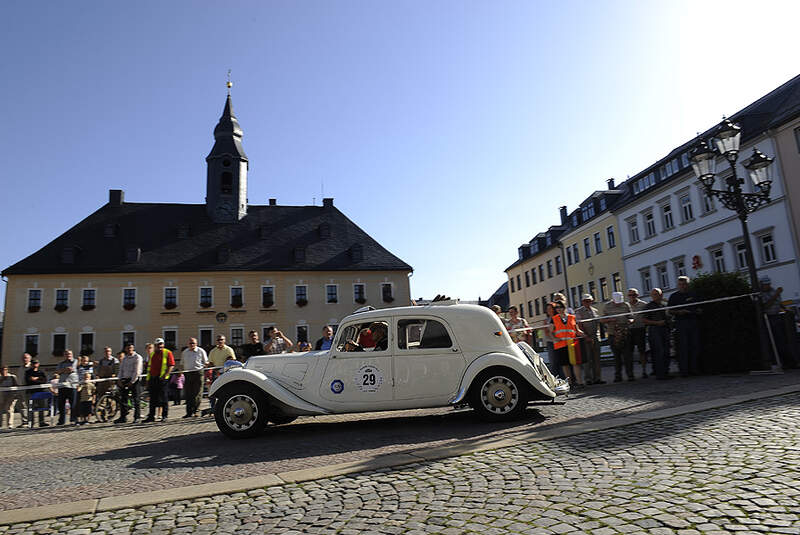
left=1, top=387, right=799, bottom=533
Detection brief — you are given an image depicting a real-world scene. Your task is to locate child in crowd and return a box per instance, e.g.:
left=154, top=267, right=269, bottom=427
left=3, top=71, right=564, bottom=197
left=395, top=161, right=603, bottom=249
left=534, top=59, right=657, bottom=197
left=169, top=372, right=185, bottom=405
left=77, top=372, right=96, bottom=425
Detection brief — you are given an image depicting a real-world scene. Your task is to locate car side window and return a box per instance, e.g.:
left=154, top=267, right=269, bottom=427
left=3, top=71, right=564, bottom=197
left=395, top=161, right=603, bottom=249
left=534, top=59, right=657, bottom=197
left=336, top=321, right=389, bottom=352
left=397, top=319, right=452, bottom=350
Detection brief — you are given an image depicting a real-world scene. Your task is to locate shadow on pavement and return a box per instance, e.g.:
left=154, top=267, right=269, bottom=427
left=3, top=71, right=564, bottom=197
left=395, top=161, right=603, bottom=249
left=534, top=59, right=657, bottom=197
left=81, top=407, right=548, bottom=470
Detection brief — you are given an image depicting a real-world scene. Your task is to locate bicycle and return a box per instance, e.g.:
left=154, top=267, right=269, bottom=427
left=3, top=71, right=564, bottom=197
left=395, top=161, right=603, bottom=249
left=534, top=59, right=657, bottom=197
left=94, top=382, right=150, bottom=422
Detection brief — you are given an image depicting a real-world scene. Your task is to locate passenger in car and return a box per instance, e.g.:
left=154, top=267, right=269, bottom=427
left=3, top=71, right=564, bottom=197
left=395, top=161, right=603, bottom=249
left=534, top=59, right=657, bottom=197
left=370, top=323, right=388, bottom=351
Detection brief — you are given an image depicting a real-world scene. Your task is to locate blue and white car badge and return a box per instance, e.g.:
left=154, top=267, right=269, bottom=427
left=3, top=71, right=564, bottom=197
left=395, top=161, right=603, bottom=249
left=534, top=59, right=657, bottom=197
left=330, top=379, right=345, bottom=394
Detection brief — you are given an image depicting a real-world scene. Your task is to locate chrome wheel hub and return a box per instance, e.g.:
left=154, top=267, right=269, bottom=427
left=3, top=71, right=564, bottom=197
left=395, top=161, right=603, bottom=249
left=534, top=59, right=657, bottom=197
left=223, top=394, right=258, bottom=431
left=480, top=376, right=518, bottom=414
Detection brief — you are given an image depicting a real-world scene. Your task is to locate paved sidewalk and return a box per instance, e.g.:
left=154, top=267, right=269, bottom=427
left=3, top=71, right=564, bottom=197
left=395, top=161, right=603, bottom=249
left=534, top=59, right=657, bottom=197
left=0, top=368, right=798, bottom=523
left=1, top=389, right=798, bottom=533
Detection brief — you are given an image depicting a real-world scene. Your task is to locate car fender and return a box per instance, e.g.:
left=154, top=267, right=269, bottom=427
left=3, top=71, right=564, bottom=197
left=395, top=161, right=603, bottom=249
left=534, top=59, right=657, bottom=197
left=209, top=368, right=331, bottom=415
left=451, top=352, right=556, bottom=403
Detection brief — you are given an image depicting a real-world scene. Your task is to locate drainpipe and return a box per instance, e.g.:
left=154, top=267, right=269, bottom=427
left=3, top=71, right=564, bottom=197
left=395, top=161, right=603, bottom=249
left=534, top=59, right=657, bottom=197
left=559, top=243, right=571, bottom=307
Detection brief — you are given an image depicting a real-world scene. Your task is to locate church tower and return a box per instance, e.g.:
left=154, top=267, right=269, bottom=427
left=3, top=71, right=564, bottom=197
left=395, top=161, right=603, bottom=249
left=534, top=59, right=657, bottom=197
left=206, top=91, right=248, bottom=222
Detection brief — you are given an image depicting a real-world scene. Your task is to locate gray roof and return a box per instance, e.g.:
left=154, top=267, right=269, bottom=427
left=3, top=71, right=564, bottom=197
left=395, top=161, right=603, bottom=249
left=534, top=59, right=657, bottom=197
left=2, top=201, right=412, bottom=275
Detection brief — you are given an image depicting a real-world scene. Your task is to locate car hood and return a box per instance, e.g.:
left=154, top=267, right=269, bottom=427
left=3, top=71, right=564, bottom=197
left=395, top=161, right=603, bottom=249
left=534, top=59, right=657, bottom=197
left=244, top=351, right=327, bottom=389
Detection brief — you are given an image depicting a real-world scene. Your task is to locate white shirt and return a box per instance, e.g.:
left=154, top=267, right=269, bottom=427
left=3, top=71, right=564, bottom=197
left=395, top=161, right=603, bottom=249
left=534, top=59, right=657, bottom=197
left=181, top=346, right=208, bottom=371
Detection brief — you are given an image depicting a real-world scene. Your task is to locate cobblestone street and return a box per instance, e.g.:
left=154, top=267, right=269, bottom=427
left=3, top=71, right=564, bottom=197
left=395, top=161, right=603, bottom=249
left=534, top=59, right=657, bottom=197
left=1, top=387, right=799, bottom=534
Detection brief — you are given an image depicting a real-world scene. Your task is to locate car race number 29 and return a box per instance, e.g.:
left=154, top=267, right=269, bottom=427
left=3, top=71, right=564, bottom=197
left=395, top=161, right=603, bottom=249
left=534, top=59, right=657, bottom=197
left=354, top=364, right=384, bottom=393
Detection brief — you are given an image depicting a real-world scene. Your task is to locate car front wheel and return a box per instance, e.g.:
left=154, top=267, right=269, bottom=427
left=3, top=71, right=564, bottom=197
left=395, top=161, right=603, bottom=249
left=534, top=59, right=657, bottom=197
left=469, top=369, right=529, bottom=422
left=214, top=385, right=269, bottom=439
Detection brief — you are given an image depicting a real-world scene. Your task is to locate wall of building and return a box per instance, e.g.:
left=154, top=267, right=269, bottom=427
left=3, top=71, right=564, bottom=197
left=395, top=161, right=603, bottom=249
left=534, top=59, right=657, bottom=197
left=616, top=135, right=800, bottom=302
left=506, top=246, right=566, bottom=327
left=773, top=116, right=800, bottom=277
left=2, top=270, right=411, bottom=365
left=560, top=211, right=625, bottom=307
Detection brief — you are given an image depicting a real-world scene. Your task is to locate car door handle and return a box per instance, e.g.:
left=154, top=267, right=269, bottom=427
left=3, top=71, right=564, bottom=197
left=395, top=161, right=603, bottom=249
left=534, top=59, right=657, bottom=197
left=452, top=348, right=459, bottom=352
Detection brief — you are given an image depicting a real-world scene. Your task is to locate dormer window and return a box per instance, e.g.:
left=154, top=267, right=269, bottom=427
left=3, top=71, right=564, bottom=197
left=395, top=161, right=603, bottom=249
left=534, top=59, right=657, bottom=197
left=293, top=247, right=306, bottom=263
left=61, top=247, right=76, bottom=264
left=350, top=244, right=363, bottom=262
left=318, top=223, right=331, bottom=238
left=177, top=224, right=191, bottom=238
left=221, top=172, right=233, bottom=194
left=103, top=223, right=118, bottom=238
left=125, top=247, right=141, bottom=263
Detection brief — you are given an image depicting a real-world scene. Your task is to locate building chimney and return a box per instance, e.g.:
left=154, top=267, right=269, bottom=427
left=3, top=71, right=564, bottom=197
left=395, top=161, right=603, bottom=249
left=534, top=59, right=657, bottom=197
left=559, top=206, right=567, bottom=225
left=322, top=198, right=334, bottom=208
left=268, top=198, right=277, bottom=206
left=109, top=189, right=124, bottom=207
left=607, top=178, right=615, bottom=190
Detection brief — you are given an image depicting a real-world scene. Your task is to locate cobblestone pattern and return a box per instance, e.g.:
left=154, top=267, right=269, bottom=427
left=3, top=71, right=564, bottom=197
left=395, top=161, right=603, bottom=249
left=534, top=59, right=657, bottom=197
left=1, top=392, right=798, bottom=534
left=0, top=370, right=798, bottom=513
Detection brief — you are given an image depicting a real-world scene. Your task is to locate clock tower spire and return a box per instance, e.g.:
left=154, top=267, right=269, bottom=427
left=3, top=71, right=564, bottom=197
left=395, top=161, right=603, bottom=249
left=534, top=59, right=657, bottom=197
left=206, top=80, right=248, bottom=223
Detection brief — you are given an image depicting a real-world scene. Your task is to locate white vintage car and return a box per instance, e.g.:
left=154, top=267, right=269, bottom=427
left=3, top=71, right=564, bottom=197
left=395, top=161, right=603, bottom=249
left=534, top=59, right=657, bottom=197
left=210, top=303, right=568, bottom=438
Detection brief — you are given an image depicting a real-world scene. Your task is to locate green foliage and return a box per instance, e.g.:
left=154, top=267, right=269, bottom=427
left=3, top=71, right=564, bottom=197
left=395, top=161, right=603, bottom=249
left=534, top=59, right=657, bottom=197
left=690, top=271, right=756, bottom=373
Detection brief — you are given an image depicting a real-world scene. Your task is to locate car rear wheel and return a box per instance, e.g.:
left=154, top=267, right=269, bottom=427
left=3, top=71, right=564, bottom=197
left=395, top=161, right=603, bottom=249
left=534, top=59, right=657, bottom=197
left=469, top=369, right=529, bottom=422
left=214, top=385, right=269, bottom=439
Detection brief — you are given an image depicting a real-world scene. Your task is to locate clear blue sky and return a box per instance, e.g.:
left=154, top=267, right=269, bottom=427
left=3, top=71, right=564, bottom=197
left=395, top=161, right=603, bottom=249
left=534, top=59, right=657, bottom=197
left=1, top=0, right=798, bottom=308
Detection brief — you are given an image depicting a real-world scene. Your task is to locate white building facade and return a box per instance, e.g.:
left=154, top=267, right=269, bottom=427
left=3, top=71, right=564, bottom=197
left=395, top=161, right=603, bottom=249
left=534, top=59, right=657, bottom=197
left=616, top=133, right=800, bottom=302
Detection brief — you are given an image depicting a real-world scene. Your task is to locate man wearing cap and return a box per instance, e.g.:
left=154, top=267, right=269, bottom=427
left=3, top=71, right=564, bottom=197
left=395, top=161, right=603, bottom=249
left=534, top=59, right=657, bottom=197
left=643, top=288, right=671, bottom=379
left=575, top=294, right=603, bottom=385
left=627, top=288, right=649, bottom=378
left=142, top=338, right=175, bottom=423
left=667, top=276, right=700, bottom=377
left=760, top=277, right=796, bottom=368
left=601, top=291, right=634, bottom=382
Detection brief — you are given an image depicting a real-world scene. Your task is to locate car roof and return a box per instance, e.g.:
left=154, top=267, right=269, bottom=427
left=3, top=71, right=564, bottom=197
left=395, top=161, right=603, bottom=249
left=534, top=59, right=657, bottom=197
left=342, top=303, right=498, bottom=324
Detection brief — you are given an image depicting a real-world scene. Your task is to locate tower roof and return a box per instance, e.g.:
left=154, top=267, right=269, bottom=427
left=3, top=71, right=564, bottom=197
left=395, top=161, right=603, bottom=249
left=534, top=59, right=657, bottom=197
left=207, top=94, right=248, bottom=161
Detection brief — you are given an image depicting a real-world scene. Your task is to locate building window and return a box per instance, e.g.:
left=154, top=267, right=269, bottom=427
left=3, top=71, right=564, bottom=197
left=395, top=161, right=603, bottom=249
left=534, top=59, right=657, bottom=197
left=760, top=234, right=777, bottom=264
left=122, top=331, right=135, bottom=349
left=570, top=287, right=578, bottom=309
left=577, top=284, right=584, bottom=300
left=516, top=275, right=521, bottom=290
left=525, top=271, right=530, bottom=287
left=231, top=327, right=244, bottom=347
left=381, top=283, right=394, bottom=303
left=55, top=289, right=69, bottom=309
left=680, top=194, right=694, bottom=222
left=163, top=329, right=177, bottom=351
left=353, top=283, right=366, bottom=304
left=80, top=333, right=94, bottom=356
left=200, top=287, right=213, bottom=308
left=534, top=298, right=540, bottom=316
left=531, top=269, right=537, bottom=285
left=538, top=265, right=544, bottom=281
left=599, top=277, right=608, bottom=301
left=295, top=285, right=308, bottom=305
left=519, top=303, right=524, bottom=318
left=657, top=265, right=669, bottom=289
left=230, top=287, right=243, bottom=308
left=566, top=247, right=573, bottom=265
left=711, top=249, right=726, bottom=272
left=221, top=171, right=233, bottom=194
left=164, top=287, right=177, bottom=309
left=199, top=328, right=213, bottom=350
left=662, top=203, right=674, bottom=230
left=262, top=286, right=275, bottom=308
left=572, top=244, right=579, bottom=263
left=594, top=232, right=602, bottom=254
left=644, top=212, right=656, bottom=238
left=640, top=269, right=652, bottom=292
left=326, top=284, right=338, bottom=303
left=628, top=218, right=640, bottom=243
left=52, top=333, right=67, bottom=356
left=510, top=277, right=515, bottom=293
left=82, top=289, right=96, bottom=310
left=546, top=234, right=552, bottom=247
left=588, top=281, right=596, bottom=300
left=599, top=197, right=607, bottom=211
left=546, top=260, right=553, bottom=278
left=123, top=288, right=136, bottom=309
left=555, top=256, right=562, bottom=275
left=528, top=301, right=534, bottom=317
left=583, top=238, right=591, bottom=258
left=25, top=334, right=39, bottom=357
left=702, top=191, right=715, bottom=214
left=733, top=242, right=747, bottom=269
left=28, top=289, right=42, bottom=311
left=571, top=214, right=578, bottom=227
left=612, top=272, right=621, bottom=292
left=673, top=258, right=686, bottom=279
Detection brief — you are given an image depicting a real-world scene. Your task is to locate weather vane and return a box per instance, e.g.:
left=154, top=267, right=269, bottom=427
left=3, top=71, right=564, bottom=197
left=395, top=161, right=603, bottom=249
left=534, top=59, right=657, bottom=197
left=227, top=69, right=233, bottom=95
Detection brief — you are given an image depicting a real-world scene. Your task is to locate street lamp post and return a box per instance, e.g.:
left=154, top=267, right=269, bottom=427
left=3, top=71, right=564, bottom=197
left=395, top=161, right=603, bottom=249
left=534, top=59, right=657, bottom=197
left=690, top=119, right=775, bottom=371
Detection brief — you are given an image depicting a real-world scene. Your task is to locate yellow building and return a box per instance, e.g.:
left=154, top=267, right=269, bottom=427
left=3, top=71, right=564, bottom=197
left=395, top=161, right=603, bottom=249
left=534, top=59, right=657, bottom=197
left=1, top=95, right=411, bottom=364
left=560, top=183, right=626, bottom=308
left=505, top=225, right=568, bottom=328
